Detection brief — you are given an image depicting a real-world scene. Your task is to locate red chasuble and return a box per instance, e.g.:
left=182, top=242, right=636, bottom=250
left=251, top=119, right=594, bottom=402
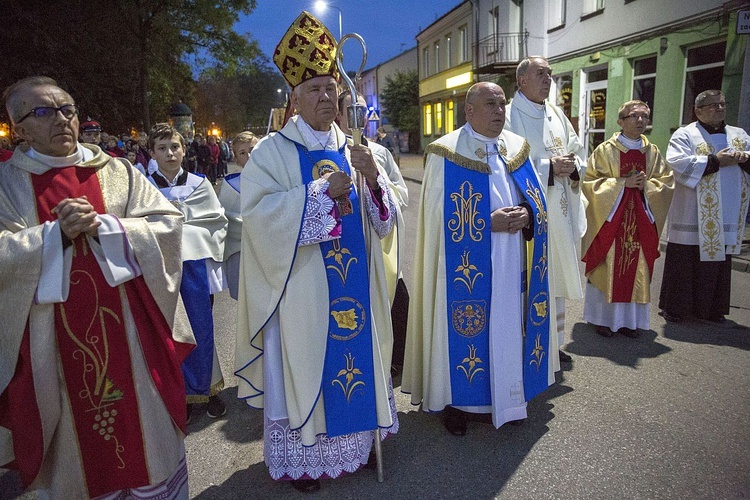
left=582, top=149, right=660, bottom=302
left=0, top=166, right=190, bottom=497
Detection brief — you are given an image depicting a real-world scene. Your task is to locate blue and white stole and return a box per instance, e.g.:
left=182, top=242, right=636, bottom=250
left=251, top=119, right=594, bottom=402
left=443, top=150, right=550, bottom=405
left=289, top=138, right=378, bottom=438
left=508, top=157, right=550, bottom=401
left=443, top=160, right=493, bottom=406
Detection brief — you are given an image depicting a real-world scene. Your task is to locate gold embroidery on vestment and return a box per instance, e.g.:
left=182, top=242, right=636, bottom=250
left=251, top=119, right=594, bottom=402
left=325, top=239, right=358, bottom=285
left=529, top=333, right=546, bottom=372
left=448, top=181, right=486, bottom=243
left=332, top=352, right=365, bottom=403
left=453, top=249, right=483, bottom=294
left=457, top=344, right=485, bottom=382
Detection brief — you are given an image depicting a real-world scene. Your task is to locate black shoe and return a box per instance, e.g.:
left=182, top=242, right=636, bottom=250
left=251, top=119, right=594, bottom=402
left=186, top=403, right=194, bottom=425
left=290, top=479, right=321, bottom=493
left=619, top=328, right=640, bottom=339
left=443, top=406, right=468, bottom=436
left=206, top=395, right=227, bottom=418
left=558, top=350, right=572, bottom=363
left=660, top=310, right=683, bottom=323
left=595, top=325, right=614, bottom=338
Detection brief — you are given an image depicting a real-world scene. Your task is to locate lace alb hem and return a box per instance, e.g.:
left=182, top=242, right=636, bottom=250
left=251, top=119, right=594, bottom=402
left=264, top=380, right=399, bottom=480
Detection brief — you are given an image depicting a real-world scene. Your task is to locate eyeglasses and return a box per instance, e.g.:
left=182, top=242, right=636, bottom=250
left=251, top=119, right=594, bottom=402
left=697, top=102, right=726, bottom=110
left=16, top=104, right=79, bottom=124
left=622, top=114, right=650, bottom=121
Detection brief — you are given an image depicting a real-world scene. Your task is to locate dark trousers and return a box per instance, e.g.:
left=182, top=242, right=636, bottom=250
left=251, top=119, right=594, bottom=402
left=659, top=242, right=732, bottom=320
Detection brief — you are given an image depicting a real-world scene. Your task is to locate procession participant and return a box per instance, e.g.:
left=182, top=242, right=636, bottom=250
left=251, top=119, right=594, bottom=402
left=235, top=11, right=399, bottom=493
left=337, top=90, right=410, bottom=373
left=402, top=82, right=552, bottom=436
left=659, top=90, right=750, bottom=323
left=147, top=124, right=228, bottom=422
left=218, top=130, right=258, bottom=300
left=506, top=56, right=586, bottom=364
left=581, top=100, right=674, bottom=337
left=79, top=119, right=104, bottom=148
left=0, top=76, right=194, bottom=499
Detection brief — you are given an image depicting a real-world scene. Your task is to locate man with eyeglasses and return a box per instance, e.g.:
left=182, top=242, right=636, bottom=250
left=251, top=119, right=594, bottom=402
left=0, top=76, right=196, bottom=498
left=581, top=100, right=674, bottom=338
left=659, top=89, right=750, bottom=324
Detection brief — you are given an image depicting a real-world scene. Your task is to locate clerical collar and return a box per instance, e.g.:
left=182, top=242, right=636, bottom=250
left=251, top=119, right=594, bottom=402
left=464, top=123, right=506, bottom=158
left=516, top=91, right=546, bottom=118
left=26, top=144, right=92, bottom=167
left=152, top=167, right=185, bottom=187
left=617, top=133, right=643, bottom=151
left=297, top=116, right=336, bottom=150
left=697, top=120, right=726, bottom=135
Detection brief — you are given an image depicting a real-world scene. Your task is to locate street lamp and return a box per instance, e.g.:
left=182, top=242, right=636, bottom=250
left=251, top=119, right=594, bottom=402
left=313, top=0, right=342, bottom=40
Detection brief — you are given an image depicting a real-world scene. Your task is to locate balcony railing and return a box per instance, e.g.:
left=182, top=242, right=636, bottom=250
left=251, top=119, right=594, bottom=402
left=474, top=31, right=528, bottom=73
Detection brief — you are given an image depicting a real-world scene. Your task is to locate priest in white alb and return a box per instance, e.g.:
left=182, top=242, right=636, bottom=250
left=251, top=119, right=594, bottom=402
left=234, top=12, right=399, bottom=493
left=506, top=56, right=586, bottom=365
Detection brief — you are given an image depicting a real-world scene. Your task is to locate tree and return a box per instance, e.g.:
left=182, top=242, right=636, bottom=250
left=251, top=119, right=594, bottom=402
left=1, top=0, right=261, bottom=133
left=379, top=70, right=420, bottom=152
left=192, top=63, right=286, bottom=138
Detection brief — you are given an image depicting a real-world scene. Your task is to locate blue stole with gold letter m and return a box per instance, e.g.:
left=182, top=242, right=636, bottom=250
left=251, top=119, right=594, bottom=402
left=443, top=160, right=493, bottom=406
left=508, top=158, right=550, bottom=402
left=291, top=140, right=378, bottom=438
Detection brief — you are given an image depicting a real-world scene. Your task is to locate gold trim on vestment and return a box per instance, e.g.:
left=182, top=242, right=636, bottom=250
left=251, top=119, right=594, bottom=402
left=424, top=140, right=531, bottom=175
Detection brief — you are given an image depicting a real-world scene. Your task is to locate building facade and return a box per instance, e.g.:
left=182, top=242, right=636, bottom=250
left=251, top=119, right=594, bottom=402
left=417, top=0, right=749, bottom=154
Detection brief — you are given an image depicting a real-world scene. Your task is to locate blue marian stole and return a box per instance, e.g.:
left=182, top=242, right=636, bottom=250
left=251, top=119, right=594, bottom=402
left=509, top=158, right=550, bottom=401
left=443, top=153, right=550, bottom=406
left=443, top=160, right=493, bottom=406
left=291, top=139, right=378, bottom=438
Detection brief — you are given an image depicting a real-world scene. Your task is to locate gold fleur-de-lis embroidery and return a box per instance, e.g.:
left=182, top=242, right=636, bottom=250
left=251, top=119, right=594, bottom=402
left=454, top=249, right=483, bottom=294
left=525, top=178, right=547, bottom=236
left=325, top=239, right=358, bottom=284
left=529, top=333, right=546, bottom=372
left=332, top=352, right=365, bottom=403
left=534, top=242, right=548, bottom=281
left=448, top=181, right=486, bottom=243
left=617, top=198, right=640, bottom=277
left=457, top=344, right=485, bottom=382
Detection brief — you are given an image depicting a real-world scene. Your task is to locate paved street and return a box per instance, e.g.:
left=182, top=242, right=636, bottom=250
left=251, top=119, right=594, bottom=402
left=3, top=154, right=749, bottom=499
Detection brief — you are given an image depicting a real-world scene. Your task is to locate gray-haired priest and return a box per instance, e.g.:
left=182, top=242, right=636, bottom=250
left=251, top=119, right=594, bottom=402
left=402, top=82, right=553, bottom=436
left=659, top=89, right=750, bottom=323
left=234, top=11, right=399, bottom=493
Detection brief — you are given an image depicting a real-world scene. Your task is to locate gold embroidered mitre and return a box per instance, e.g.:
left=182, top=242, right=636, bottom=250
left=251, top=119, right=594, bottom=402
left=273, top=11, right=340, bottom=89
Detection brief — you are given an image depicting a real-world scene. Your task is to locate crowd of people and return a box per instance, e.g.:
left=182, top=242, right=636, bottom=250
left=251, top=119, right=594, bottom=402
left=1, top=9, right=749, bottom=500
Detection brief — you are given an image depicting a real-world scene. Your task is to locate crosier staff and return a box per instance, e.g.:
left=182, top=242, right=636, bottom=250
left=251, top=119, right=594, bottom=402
left=336, top=32, right=385, bottom=484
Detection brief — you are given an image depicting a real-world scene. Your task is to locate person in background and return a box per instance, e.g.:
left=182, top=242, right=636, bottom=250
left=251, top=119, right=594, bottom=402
left=147, top=124, right=229, bottom=423
left=403, top=82, right=552, bottom=436
left=126, top=148, right=147, bottom=175
left=505, top=56, right=586, bottom=366
left=581, top=100, right=674, bottom=338
left=79, top=119, right=104, bottom=149
left=206, top=135, right=219, bottom=184
left=235, top=11, right=399, bottom=492
left=659, top=90, right=750, bottom=324
left=105, top=135, right=126, bottom=157
left=337, top=90, right=410, bottom=375
left=218, top=131, right=258, bottom=300
left=0, top=75, right=194, bottom=499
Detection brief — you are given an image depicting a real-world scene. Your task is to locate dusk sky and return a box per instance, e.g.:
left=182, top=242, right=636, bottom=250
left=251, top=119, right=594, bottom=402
left=235, top=0, right=463, bottom=70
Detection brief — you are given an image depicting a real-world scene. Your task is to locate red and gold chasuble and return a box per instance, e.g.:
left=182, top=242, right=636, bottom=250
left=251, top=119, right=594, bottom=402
left=583, top=149, right=659, bottom=302
left=0, top=166, right=190, bottom=497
